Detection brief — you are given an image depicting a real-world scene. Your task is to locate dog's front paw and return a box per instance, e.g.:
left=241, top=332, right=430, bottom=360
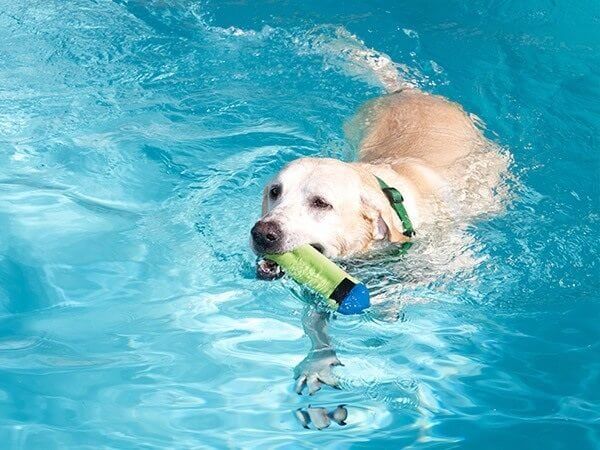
left=295, top=405, right=348, bottom=430
left=294, top=349, right=343, bottom=395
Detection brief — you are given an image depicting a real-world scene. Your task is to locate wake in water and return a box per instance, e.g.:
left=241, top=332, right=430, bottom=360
left=191, top=4, right=428, bottom=93
left=293, top=25, right=409, bottom=93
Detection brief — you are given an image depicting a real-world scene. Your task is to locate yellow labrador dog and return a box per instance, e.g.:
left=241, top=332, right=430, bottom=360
left=252, top=88, right=507, bottom=262
left=251, top=88, right=509, bottom=395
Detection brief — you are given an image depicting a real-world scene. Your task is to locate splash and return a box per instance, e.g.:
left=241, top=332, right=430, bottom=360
left=191, top=4, right=429, bottom=94
left=293, top=25, right=411, bottom=93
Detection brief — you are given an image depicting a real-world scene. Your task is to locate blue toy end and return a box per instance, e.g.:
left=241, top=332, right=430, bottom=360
left=337, top=283, right=370, bottom=315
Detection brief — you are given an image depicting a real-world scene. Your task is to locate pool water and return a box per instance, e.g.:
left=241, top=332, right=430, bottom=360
left=0, top=0, right=598, bottom=448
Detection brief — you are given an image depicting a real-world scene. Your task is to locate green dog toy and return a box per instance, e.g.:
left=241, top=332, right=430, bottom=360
left=265, top=244, right=370, bottom=315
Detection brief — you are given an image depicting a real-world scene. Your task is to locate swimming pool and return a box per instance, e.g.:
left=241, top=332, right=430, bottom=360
left=0, top=0, right=598, bottom=448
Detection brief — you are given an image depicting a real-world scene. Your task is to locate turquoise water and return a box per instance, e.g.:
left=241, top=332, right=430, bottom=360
left=1, top=0, right=598, bottom=448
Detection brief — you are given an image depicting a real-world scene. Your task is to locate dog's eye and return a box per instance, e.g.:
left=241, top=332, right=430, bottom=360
left=269, top=184, right=281, bottom=199
left=311, top=196, right=332, bottom=210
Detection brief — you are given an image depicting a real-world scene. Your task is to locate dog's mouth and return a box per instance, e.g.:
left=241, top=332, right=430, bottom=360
left=256, top=243, right=325, bottom=280
left=310, top=243, right=325, bottom=254
left=256, top=258, right=283, bottom=280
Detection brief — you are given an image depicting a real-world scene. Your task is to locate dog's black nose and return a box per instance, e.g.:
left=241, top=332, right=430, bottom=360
left=251, top=220, right=283, bottom=252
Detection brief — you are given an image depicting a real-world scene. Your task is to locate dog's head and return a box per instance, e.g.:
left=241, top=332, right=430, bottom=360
left=251, top=157, right=407, bottom=260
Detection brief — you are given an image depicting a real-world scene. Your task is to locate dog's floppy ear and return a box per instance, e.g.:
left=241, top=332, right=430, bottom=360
left=360, top=179, right=407, bottom=243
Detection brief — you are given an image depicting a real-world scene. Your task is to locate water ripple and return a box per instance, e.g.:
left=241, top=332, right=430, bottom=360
left=0, top=0, right=597, bottom=448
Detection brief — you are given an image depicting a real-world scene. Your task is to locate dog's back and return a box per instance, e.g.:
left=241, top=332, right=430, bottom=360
left=348, top=89, right=511, bottom=220
left=356, top=89, right=483, bottom=166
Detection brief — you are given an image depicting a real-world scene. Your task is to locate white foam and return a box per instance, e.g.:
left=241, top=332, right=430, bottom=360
left=294, top=25, right=411, bottom=93
left=192, top=5, right=417, bottom=93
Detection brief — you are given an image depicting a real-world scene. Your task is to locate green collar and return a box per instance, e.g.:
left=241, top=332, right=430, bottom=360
left=375, top=176, right=415, bottom=238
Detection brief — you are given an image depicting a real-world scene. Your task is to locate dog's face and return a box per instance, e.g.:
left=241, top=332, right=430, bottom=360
left=251, top=158, right=406, bottom=260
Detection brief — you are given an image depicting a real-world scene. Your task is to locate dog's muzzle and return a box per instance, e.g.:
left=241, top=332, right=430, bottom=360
left=251, top=220, right=284, bottom=254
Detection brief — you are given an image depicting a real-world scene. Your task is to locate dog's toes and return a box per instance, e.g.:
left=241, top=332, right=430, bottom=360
left=307, top=375, right=323, bottom=395
left=294, top=375, right=307, bottom=395
left=307, top=383, right=322, bottom=396
left=294, top=408, right=311, bottom=428
left=317, top=372, right=339, bottom=390
left=306, top=406, right=331, bottom=430
left=329, top=405, right=348, bottom=426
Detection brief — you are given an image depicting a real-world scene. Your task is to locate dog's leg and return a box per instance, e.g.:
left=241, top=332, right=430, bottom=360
left=294, top=307, right=343, bottom=395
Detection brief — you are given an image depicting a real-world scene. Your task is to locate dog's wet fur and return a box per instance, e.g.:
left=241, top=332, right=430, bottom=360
left=252, top=89, right=510, bottom=397
left=252, top=88, right=509, bottom=268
